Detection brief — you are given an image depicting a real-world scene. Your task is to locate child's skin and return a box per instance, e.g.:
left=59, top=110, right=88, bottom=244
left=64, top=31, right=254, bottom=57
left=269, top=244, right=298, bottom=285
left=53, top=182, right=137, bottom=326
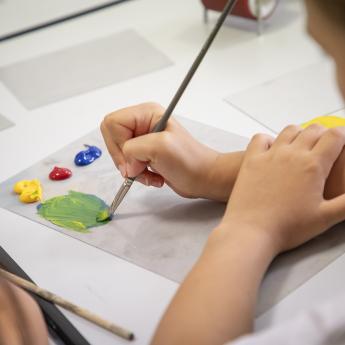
left=0, top=279, right=48, bottom=345
left=99, top=1, right=345, bottom=345
left=1, top=1, right=344, bottom=344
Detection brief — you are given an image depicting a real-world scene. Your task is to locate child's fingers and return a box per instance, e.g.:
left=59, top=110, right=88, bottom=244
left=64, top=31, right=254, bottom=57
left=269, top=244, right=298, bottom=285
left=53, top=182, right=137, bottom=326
left=313, top=127, right=345, bottom=176
left=271, top=125, right=301, bottom=147
left=100, top=121, right=127, bottom=176
left=246, top=134, right=274, bottom=155
left=104, top=102, right=165, bottom=141
left=123, top=132, right=172, bottom=177
left=291, top=124, right=326, bottom=150
left=123, top=133, right=164, bottom=162
left=136, top=170, right=165, bottom=188
left=101, top=102, right=166, bottom=176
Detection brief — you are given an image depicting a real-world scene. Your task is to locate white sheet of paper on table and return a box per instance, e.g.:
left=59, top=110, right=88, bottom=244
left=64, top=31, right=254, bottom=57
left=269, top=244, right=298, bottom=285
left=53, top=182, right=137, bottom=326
left=0, top=113, right=14, bottom=131
left=1, top=117, right=345, bottom=316
left=225, top=59, right=345, bottom=133
left=0, top=30, right=173, bottom=109
left=334, top=109, right=345, bottom=117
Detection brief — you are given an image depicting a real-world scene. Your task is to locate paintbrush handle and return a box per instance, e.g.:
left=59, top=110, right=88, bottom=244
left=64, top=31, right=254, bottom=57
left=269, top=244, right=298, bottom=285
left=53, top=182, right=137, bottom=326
left=109, top=0, right=239, bottom=215
left=150, top=0, right=239, bottom=133
left=0, top=268, right=134, bottom=341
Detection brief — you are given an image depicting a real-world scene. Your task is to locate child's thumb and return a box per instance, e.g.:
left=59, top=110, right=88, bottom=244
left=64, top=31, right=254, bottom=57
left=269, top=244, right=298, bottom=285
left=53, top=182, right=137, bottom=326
left=123, top=134, right=158, bottom=177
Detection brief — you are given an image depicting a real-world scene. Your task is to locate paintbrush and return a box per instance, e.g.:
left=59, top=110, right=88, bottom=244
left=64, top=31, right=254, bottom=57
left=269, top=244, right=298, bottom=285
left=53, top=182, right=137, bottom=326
left=0, top=268, right=134, bottom=341
left=98, top=0, right=239, bottom=222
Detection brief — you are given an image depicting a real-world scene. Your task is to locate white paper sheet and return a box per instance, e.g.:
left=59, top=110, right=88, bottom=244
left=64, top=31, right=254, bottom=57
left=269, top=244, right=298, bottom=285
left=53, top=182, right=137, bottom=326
left=0, top=113, right=14, bottom=131
left=225, top=59, right=345, bottom=133
left=0, top=30, right=173, bottom=109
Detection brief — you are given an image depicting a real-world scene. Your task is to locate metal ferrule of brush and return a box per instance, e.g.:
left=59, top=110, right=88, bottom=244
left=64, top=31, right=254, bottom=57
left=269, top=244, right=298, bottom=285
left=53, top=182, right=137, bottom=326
left=109, top=178, right=135, bottom=215
left=123, top=177, right=135, bottom=189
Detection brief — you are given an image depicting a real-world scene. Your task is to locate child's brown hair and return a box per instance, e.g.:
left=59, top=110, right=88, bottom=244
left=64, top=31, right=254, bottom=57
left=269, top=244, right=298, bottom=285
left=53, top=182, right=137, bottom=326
left=313, top=0, right=345, bottom=30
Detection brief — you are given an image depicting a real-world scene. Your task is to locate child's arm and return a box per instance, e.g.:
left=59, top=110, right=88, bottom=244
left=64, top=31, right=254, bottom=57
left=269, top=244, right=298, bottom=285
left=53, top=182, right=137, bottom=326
left=151, top=125, right=345, bottom=345
left=0, top=278, right=48, bottom=344
left=101, top=103, right=345, bottom=203
left=209, top=133, right=345, bottom=202
left=151, top=221, right=275, bottom=345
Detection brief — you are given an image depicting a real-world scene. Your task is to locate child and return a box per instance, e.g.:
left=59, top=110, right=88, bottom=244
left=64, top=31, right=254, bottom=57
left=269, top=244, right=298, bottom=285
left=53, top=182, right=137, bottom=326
left=100, top=1, right=345, bottom=344
left=1, top=0, right=344, bottom=344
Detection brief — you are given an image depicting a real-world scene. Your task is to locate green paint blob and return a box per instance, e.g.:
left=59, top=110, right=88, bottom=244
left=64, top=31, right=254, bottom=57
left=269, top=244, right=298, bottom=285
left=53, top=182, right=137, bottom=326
left=96, top=209, right=111, bottom=222
left=37, top=191, right=110, bottom=232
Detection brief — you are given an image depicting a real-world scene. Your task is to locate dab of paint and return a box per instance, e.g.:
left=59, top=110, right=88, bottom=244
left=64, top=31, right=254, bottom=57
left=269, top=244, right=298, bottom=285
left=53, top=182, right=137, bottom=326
left=13, top=179, right=42, bottom=203
left=37, top=191, right=110, bottom=232
left=49, top=167, right=72, bottom=181
left=74, top=145, right=102, bottom=166
left=96, top=209, right=111, bottom=222
left=301, top=116, right=345, bottom=129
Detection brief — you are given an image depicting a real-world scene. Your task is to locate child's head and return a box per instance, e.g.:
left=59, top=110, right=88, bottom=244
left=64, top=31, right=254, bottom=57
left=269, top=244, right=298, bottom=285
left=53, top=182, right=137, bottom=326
left=305, top=0, right=345, bottom=99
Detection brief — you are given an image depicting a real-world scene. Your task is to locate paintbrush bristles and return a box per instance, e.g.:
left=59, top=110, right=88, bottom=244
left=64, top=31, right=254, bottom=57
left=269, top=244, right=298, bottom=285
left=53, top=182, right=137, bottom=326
left=0, top=268, right=134, bottom=341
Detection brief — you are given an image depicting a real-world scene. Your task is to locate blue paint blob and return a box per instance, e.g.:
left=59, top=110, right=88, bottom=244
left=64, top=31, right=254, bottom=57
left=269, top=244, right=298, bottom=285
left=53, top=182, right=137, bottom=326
left=74, top=145, right=102, bottom=166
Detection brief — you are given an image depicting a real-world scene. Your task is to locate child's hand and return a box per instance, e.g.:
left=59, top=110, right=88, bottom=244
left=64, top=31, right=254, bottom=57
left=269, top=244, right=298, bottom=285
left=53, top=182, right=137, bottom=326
left=221, top=125, right=345, bottom=253
left=100, top=103, right=220, bottom=198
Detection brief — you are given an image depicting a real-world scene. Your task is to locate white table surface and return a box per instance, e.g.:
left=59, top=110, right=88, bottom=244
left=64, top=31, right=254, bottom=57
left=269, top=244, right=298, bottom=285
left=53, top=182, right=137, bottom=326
left=1, top=0, right=345, bottom=344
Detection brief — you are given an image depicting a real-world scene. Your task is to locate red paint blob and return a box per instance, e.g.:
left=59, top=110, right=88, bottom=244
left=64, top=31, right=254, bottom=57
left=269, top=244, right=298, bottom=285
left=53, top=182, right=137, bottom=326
left=49, top=167, right=72, bottom=181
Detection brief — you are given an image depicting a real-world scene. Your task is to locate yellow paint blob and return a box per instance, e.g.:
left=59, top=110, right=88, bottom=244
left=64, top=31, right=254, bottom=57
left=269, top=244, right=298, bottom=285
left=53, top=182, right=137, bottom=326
left=301, top=116, right=345, bottom=129
left=13, top=179, right=42, bottom=203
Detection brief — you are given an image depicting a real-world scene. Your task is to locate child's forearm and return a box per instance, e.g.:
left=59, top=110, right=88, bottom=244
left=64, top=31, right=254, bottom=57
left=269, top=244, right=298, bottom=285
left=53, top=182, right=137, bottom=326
left=151, top=222, right=277, bottom=345
left=201, top=152, right=244, bottom=202
left=203, top=148, right=345, bottom=202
